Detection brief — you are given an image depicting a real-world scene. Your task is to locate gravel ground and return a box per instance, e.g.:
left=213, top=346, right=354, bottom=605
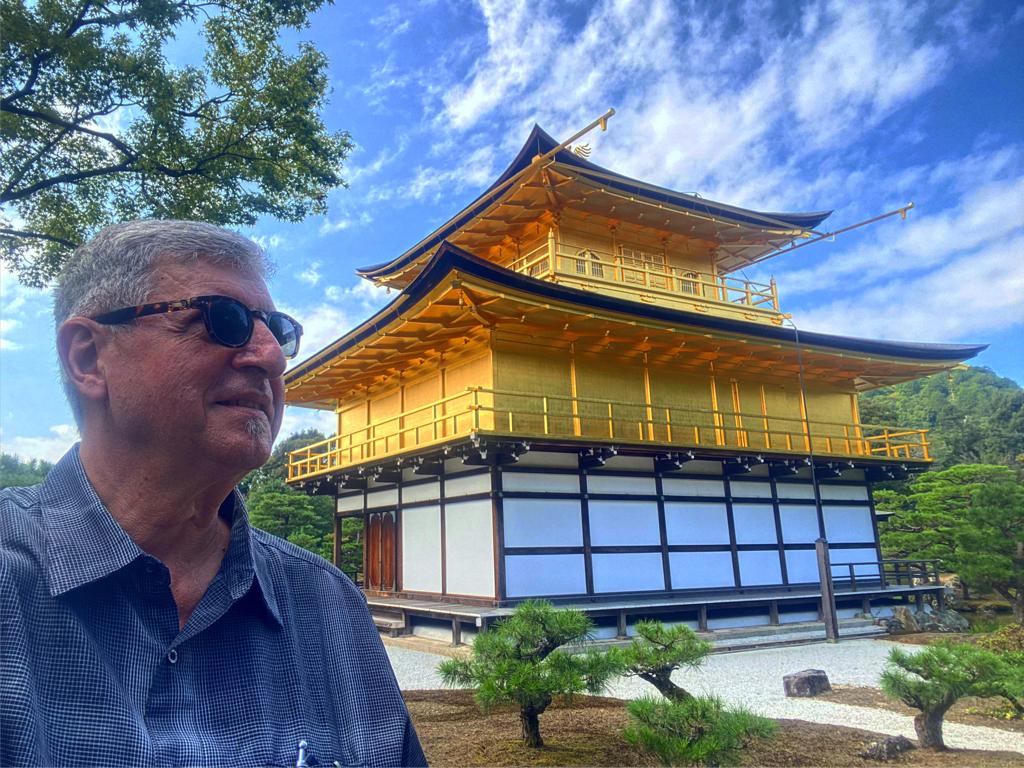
left=385, top=639, right=1024, bottom=755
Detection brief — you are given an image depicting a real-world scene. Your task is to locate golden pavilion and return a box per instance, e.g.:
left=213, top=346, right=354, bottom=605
left=284, top=117, right=984, bottom=641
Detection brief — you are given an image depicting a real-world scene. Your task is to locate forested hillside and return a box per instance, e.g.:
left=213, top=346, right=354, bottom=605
left=859, top=366, right=1023, bottom=469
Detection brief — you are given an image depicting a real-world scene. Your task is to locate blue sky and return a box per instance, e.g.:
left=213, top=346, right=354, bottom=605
left=2, top=0, right=1022, bottom=462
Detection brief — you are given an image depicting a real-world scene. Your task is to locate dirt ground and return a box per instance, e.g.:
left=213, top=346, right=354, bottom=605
left=819, top=685, right=1024, bottom=734
left=405, top=690, right=1023, bottom=767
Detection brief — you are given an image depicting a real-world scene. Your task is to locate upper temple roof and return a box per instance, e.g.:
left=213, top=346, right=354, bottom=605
left=357, top=125, right=833, bottom=286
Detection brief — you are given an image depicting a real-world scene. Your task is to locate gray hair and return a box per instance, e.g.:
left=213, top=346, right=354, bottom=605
left=54, top=219, right=273, bottom=424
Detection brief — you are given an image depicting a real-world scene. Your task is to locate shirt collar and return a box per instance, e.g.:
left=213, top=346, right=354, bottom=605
left=41, top=444, right=283, bottom=626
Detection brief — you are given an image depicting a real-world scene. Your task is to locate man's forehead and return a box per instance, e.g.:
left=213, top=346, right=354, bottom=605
left=150, top=260, right=273, bottom=305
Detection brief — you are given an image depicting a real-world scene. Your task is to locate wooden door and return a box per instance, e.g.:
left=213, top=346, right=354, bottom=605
left=365, top=511, right=397, bottom=592
left=381, top=511, right=395, bottom=591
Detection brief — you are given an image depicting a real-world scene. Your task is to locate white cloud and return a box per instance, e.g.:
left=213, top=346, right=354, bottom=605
left=251, top=234, right=282, bottom=251
left=282, top=302, right=353, bottom=365
left=319, top=211, right=373, bottom=235
left=0, top=261, right=51, bottom=351
left=0, top=424, right=79, bottom=463
left=797, top=232, right=1024, bottom=341
left=277, top=405, right=336, bottom=443
left=297, top=261, right=322, bottom=287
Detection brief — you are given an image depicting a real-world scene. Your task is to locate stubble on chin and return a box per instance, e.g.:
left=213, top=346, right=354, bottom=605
left=245, top=417, right=270, bottom=440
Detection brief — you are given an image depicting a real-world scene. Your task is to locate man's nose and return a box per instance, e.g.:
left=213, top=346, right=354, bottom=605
left=233, top=317, right=287, bottom=377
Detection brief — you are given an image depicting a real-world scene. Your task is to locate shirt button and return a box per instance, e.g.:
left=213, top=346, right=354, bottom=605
left=166, top=649, right=178, bottom=664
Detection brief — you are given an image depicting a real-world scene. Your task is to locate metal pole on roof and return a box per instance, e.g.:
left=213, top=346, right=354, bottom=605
left=768, top=202, right=915, bottom=261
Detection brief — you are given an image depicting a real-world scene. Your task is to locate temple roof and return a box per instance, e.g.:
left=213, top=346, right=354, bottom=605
left=287, top=243, right=986, bottom=405
left=357, top=126, right=833, bottom=285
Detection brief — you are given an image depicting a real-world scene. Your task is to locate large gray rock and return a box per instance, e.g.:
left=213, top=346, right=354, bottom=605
left=783, top=669, right=832, bottom=697
left=917, top=608, right=970, bottom=633
left=891, top=606, right=920, bottom=633
left=859, top=735, right=915, bottom=761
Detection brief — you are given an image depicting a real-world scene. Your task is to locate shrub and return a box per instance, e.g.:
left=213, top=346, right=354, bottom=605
left=976, top=624, right=1024, bottom=654
left=436, top=600, right=623, bottom=748
left=624, top=695, right=775, bottom=767
left=617, top=621, right=712, bottom=702
left=880, top=642, right=1007, bottom=748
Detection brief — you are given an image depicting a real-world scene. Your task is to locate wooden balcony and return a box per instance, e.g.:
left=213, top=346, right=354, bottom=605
left=508, top=242, right=782, bottom=324
left=287, top=387, right=929, bottom=482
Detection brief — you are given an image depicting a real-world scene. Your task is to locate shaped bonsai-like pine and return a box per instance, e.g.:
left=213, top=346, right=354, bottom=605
left=880, top=642, right=1006, bottom=749
left=437, top=600, right=622, bottom=748
left=617, top=620, right=713, bottom=702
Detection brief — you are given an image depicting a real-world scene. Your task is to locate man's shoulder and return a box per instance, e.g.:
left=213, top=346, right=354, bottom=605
left=249, top=528, right=360, bottom=594
left=0, top=484, right=46, bottom=592
left=1, top=483, right=45, bottom=543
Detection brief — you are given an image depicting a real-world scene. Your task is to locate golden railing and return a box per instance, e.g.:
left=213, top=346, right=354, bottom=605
left=287, top=387, right=930, bottom=481
left=509, top=242, right=780, bottom=314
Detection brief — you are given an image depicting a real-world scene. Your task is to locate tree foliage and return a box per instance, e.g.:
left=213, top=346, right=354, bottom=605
left=878, top=464, right=1015, bottom=571
left=242, top=429, right=349, bottom=567
left=859, top=367, right=1024, bottom=469
left=1, top=0, right=352, bottom=285
left=624, top=695, right=775, bottom=767
left=0, top=453, right=54, bottom=488
left=957, top=481, right=1024, bottom=623
left=436, top=600, right=623, bottom=748
left=616, top=620, right=712, bottom=702
left=880, top=643, right=1009, bottom=749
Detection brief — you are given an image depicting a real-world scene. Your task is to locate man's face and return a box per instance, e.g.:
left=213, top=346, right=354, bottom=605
left=100, top=260, right=287, bottom=478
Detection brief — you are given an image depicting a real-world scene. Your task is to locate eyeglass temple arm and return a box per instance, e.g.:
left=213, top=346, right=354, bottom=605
left=91, top=300, right=193, bottom=325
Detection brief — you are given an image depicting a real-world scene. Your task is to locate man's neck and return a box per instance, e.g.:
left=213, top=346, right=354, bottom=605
left=78, top=438, right=238, bottom=628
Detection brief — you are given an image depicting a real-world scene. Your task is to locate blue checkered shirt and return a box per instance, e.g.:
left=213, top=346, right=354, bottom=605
left=0, top=446, right=426, bottom=767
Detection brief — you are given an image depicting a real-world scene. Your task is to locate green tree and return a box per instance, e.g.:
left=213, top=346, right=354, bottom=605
left=617, top=621, right=712, bottom=702
left=879, top=464, right=1015, bottom=572
left=0, top=453, right=53, bottom=488
left=859, top=367, right=1024, bottom=469
left=437, top=600, right=623, bottom=748
left=1, top=0, right=352, bottom=285
left=880, top=643, right=1009, bottom=749
left=242, top=429, right=338, bottom=563
left=624, top=696, right=775, bottom=767
left=957, top=481, right=1024, bottom=624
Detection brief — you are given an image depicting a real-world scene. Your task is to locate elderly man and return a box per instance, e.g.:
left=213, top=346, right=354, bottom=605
left=0, top=220, right=426, bottom=767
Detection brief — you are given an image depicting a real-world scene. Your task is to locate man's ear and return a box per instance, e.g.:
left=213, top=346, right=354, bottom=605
left=57, top=318, right=109, bottom=405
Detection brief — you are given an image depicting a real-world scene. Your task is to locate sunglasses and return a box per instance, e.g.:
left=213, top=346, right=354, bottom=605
left=91, top=295, right=303, bottom=359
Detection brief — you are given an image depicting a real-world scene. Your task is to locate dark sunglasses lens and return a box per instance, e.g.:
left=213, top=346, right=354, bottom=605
left=208, top=298, right=252, bottom=347
left=268, top=313, right=299, bottom=358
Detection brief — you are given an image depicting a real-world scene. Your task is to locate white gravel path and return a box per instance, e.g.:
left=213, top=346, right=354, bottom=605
left=386, top=639, right=1024, bottom=755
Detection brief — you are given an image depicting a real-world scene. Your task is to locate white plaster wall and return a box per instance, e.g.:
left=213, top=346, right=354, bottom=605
left=729, top=480, right=773, bottom=498
left=819, top=484, right=869, bottom=501
left=738, top=550, right=783, bottom=586
left=586, top=474, right=657, bottom=495
left=401, top=505, right=442, bottom=593
left=669, top=552, right=735, bottom=589
left=403, top=479, right=440, bottom=504
left=513, top=451, right=579, bottom=468
left=444, top=499, right=495, bottom=597
left=505, top=554, right=586, bottom=596
left=784, top=549, right=819, bottom=583
left=731, top=504, right=777, bottom=545
left=661, top=478, right=725, bottom=497
left=664, top=502, right=729, bottom=544
left=829, top=547, right=881, bottom=577
left=588, top=500, right=660, bottom=546
left=593, top=456, right=653, bottom=472
left=366, top=487, right=398, bottom=508
left=592, top=553, right=665, bottom=592
left=667, top=460, right=722, bottom=475
left=503, top=498, right=582, bottom=547
left=776, top=483, right=815, bottom=500
left=501, top=471, right=580, bottom=493
left=444, top=471, right=491, bottom=498
left=779, top=504, right=820, bottom=543
left=823, top=506, right=875, bottom=542
left=337, top=493, right=363, bottom=513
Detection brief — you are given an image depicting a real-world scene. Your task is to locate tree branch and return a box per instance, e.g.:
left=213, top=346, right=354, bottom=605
left=1, top=102, right=137, bottom=159
left=0, top=227, right=77, bottom=248
left=2, top=160, right=133, bottom=203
